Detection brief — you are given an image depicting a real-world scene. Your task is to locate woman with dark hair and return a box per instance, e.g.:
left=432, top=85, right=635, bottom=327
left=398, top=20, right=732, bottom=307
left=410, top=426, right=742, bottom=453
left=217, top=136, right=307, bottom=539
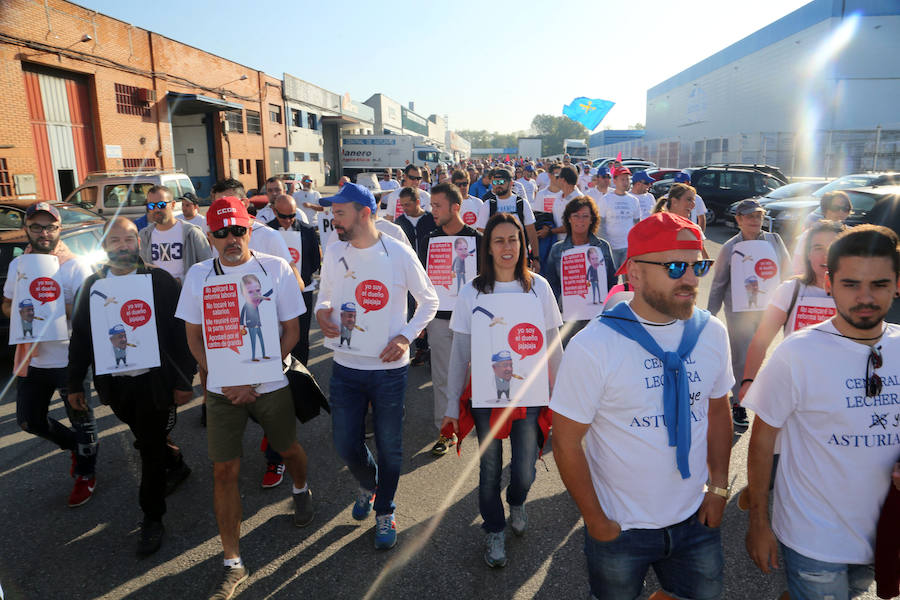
left=441, top=212, right=563, bottom=569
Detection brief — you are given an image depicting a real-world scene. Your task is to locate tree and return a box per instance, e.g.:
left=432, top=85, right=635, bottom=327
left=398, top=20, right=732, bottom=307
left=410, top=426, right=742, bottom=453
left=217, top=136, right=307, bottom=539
left=629, top=122, right=645, bottom=130
left=530, top=115, right=588, bottom=155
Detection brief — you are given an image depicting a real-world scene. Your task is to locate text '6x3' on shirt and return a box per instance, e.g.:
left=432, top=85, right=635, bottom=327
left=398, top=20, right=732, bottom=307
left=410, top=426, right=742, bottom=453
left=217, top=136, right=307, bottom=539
left=550, top=303, right=733, bottom=530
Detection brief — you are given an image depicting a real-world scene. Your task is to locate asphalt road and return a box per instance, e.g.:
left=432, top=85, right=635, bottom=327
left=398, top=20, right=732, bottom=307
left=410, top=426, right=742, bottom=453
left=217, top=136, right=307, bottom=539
left=0, top=224, right=884, bottom=600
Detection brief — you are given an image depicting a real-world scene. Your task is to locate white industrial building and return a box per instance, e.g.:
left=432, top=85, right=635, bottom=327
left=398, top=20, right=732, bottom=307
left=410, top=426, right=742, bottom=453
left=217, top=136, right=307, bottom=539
left=595, top=0, right=899, bottom=177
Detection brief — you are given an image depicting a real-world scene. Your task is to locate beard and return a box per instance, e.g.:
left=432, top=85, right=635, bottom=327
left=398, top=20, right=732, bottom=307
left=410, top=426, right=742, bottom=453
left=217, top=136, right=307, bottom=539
left=837, top=303, right=887, bottom=331
left=642, top=285, right=697, bottom=320
left=28, top=234, right=59, bottom=254
left=107, top=249, right=140, bottom=268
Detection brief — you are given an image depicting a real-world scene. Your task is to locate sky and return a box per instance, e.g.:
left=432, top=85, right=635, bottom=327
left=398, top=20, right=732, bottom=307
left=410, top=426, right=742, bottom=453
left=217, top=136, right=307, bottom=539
left=80, top=0, right=811, bottom=134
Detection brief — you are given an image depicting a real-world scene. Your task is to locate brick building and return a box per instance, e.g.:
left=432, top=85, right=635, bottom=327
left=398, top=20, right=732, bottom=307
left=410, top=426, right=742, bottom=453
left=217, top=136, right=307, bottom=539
left=0, top=0, right=287, bottom=201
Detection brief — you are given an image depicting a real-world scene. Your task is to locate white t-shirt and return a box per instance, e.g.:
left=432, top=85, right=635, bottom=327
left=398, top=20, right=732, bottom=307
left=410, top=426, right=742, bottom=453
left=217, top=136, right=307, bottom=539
left=742, top=320, right=900, bottom=564
left=383, top=188, right=431, bottom=219
left=175, top=252, right=305, bottom=395
left=578, top=174, right=592, bottom=192
left=598, top=192, right=641, bottom=250
left=177, top=213, right=207, bottom=233
left=768, top=280, right=831, bottom=335
left=292, top=189, right=322, bottom=224
left=586, top=186, right=609, bottom=207
left=475, top=194, right=536, bottom=229
left=149, top=220, right=186, bottom=281
left=460, top=195, right=484, bottom=227
left=323, top=218, right=410, bottom=251
left=315, top=234, right=438, bottom=370
left=536, top=171, right=550, bottom=190
left=4, top=256, right=92, bottom=369
left=534, top=188, right=562, bottom=214
left=248, top=221, right=293, bottom=265
left=449, top=275, right=563, bottom=335
left=256, top=205, right=309, bottom=225
left=634, top=192, right=655, bottom=220
left=515, top=178, right=536, bottom=205
left=512, top=180, right=527, bottom=200
left=690, top=194, right=707, bottom=224
left=550, top=304, right=734, bottom=530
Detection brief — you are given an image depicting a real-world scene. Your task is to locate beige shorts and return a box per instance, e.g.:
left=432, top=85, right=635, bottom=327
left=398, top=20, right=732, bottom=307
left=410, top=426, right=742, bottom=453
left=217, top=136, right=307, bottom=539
left=206, top=385, right=297, bottom=463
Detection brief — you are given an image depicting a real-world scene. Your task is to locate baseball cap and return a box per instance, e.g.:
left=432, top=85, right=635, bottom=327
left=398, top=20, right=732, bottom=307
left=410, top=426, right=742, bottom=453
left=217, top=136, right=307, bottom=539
left=109, top=324, right=126, bottom=335
left=179, top=192, right=200, bottom=205
left=613, top=166, right=632, bottom=177
left=492, top=350, right=512, bottom=363
left=340, top=302, right=357, bottom=312
left=25, top=202, right=60, bottom=222
left=735, top=199, right=766, bottom=215
left=673, top=171, right=691, bottom=183
left=632, top=172, right=654, bottom=184
left=18, top=298, right=33, bottom=309
left=491, top=167, right=513, bottom=180
left=596, top=167, right=611, bottom=178
left=524, top=165, right=535, bottom=172
left=206, top=197, right=251, bottom=232
left=615, top=212, right=703, bottom=276
left=319, top=183, right=377, bottom=212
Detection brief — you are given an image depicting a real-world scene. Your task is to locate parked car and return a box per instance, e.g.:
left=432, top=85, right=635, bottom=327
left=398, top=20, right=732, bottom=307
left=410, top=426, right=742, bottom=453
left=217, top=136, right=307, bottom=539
left=643, top=168, right=682, bottom=182
left=724, top=179, right=830, bottom=227
left=705, top=163, right=788, bottom=184
left=0, top=204, right=107, bottom=346
left=651, top=166, right=785, bottom=225
left=64, top=170, right=193, bottom=218
left=592, top=157, right=657, bottom=173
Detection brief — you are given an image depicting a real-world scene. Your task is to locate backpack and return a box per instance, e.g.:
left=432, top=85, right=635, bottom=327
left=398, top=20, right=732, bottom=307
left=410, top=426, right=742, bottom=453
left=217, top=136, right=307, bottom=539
left=488, top=195, right=527, bottom=228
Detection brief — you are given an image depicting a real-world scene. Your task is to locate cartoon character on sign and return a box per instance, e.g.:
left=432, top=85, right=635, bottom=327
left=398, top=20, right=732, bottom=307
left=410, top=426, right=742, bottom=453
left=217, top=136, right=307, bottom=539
left=18, top=298, right=43, bottom=338
left=451, top=238, right=471, bottom=295
left=239, top=274, right=272, bottom=362
left=109, top=323, right=136, bottom=367
left=339, top=301, right=366, bottom=348
left=744, top=275, right=762, bottom=308
left=491, top=349, right=524, bottom=400
left=587, top=247, right=603, bottom=304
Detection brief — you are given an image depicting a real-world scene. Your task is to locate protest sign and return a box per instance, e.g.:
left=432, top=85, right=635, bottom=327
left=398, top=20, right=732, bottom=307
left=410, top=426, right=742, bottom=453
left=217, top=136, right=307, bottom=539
left=89, top=274, right=161, bottom=375
left=8, top=254, right=67, bottom=344
left=730, top=240, right=781, bottom=312
left=427, top=235, right=477, bottom=310
left=561, top=246, right=606, bottom=321
left=279, top=230, right=303, bottom=266
left=790, top=296, right=836, bottom=332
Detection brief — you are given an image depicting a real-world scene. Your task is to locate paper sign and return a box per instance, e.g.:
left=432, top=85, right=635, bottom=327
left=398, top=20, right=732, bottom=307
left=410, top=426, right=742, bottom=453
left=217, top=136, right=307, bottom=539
left=427, top=236, right=477, bottom=310
left=470, top=293, right=549, bottom=409
left=89, top=274, right=161, bottom=375
left=202, top=271, right=283, bottom=388
left=323, top=245, right=393, bottom=357
left=9, top=254, right=67, bottom=344
left=561, top=246, right=607, bottom=321
left=318, top=209, right=334, bottom=244
left=790, top=296, right=836, bottom=332
left=462, top=210, right=478, bottom=226
left=279, top=230, right=303, bottom=266
left=544, top=195, right=557, bottom=213
left=731, top=240, right=781, bottom=312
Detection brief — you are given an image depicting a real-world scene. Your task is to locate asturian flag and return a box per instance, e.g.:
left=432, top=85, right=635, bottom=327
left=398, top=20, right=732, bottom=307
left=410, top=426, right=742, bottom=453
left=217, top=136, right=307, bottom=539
left=562, top=97, right=615, bottom=131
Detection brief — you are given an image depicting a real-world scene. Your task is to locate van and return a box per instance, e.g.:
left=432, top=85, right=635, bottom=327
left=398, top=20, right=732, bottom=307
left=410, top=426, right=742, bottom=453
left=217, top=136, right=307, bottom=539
left=64, top=170, right=194, bottom=218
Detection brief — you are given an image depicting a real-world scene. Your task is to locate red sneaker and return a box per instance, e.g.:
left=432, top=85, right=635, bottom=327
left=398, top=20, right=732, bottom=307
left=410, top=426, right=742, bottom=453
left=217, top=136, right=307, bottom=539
left=261, top=463, right=285, bottom=488
left=68, top=476, right=96, bottom=507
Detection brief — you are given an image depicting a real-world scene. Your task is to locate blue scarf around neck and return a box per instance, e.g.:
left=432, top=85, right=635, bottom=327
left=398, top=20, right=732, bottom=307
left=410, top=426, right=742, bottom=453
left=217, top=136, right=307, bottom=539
left=599, top=301, right=710, bottom=479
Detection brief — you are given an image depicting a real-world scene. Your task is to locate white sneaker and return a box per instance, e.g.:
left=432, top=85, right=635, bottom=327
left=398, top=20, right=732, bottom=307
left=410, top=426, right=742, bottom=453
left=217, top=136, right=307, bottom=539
left=509, top=504, right=527, bottom=536
left=484, top=530, right=507, bottom=568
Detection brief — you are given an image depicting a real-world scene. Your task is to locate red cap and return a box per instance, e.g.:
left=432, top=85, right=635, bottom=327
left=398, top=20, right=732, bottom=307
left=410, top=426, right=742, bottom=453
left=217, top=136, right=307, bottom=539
left=615, top=213, right=703, bottom=276
left=612, top=166, right=632, bottom=177
left=206, top=197, right=250, bottom=232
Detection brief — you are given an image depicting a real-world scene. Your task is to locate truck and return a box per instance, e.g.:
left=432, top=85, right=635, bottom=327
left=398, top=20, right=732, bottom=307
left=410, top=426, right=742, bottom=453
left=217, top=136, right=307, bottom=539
left=517, top=137, right=542, bottom=160
left=340, top=134, right=453, bottom=182
left=563, top=138, right=588, bottom=160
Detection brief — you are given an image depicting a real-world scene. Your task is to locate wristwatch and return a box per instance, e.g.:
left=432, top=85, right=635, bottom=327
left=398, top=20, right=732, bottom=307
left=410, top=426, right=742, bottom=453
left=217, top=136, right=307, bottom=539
left=705, top=483, right=731, bottom=499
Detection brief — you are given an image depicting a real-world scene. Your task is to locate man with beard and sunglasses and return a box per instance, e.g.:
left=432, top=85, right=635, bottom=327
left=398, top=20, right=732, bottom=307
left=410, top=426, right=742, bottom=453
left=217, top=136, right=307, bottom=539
left=744, top=225, right=900, bottom=600
left=475, top=166, right=541, bottom=273
left=551, top=213, right=734, bottom=600
left=176, top=198, right=311, bottom=600
left=68, top=217, right=194, bottom=554
left=139, top=185, right=212, bottom=284
left=2, top=202, right=97, bottom=508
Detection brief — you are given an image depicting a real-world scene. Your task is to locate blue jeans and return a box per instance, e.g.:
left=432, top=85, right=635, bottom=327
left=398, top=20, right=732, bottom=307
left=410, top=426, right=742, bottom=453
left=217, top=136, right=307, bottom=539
left=471, top=406, right=540, bottom=533
left=247, top=326, right=266, bottom=360
left=584, top=511, right=723, bottom=600
left=330, top=363, right=407, bottom=516
left=17, top=366, right=97, bottom=476
left=611, top=247, right=627, bottom=273
left=780, top=543, right=874, bottom=600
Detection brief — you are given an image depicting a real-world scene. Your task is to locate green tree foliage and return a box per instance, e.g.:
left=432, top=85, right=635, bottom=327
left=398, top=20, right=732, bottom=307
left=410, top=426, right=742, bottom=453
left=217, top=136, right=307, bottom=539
left=456, top=130, right=524, bottom=150
left=530, top=115, right=589, bottom=155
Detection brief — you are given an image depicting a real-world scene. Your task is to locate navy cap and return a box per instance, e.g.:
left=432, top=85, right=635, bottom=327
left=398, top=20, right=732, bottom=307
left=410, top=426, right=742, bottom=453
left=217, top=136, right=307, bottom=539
left=673, top=171, right=691, bottom=183
left=179, top=192, right=200, bottom=204
left=735, top=199, right=766, bottom=215
left=524, top=165, right=534, bottom=172
left=340, top=302, right=357, bottom=312
left=18, top=298, right=33, bottom=309
left=109, top=323, right=126, bottom=335
left=596, top=167, right=611, bottom=178
left=632, top=172, right=654, bottom=184
left=25, top=202, right=61, bottom=222
left=319, top=183, right=377, bottom=212
left=492, top=350, right=512, bottom=363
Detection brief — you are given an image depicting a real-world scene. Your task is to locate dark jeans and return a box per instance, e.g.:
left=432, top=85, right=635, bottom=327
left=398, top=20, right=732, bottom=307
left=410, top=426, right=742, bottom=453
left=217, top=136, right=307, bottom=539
left=291, top=291, right=314, bottom=365
left=472, top=406, right=540, bottom=533
left=330, top=363, right=407, bottom=515
left=16, top=366, right=97, bottom=477
left=105, top=373, right=183, bottom=520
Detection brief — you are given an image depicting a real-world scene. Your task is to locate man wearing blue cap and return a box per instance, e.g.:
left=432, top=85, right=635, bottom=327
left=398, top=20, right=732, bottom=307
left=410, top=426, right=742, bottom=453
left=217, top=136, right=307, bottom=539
left=586, top=167, right=612, bottom=207
left=339, top=301, right=365, bottom=347
left=316, top=182, right=438, bottom=551
left=17, top=298, right=40, bottom=337
left=491, top=350, right=522, bottom=400
left=631, top=172, right=656, bottom=219
left=109, top=323, right=130, bottom=367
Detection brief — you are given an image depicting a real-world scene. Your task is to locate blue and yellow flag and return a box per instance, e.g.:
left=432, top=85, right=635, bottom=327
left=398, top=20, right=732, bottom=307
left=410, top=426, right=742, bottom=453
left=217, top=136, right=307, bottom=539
left=562, top=97, right=615, bottom=131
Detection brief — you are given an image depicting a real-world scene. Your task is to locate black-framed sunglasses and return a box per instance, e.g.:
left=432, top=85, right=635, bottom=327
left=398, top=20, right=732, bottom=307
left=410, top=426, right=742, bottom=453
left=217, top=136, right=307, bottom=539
left=406, top=175, right=423, bottom=181
left=866, top=345, right=883, bottom=397
left=633, top=259, right=715, bottom=279
left=146, top=201, right=170, bottom=211
left=276, top=211, right=295, bottom=220
left=27, top=223, right=60, bottom=234
left=211, top=225, right=248, bottom=239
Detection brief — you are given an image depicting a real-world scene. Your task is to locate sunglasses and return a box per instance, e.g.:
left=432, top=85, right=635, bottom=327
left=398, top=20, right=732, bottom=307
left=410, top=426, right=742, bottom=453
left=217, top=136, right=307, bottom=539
left=492, top=178, right=508, bottom=185
left=146, top=201, right=170, bottom=211
left=276, top=211, right=295, bottom=220
left=633, top=259, right=715, bottom=279
left=211, top=225, right=248, bottom=239
left=831, top=204, right=852, bottom=212
left=866, top=345, right=883, bottom=397
left=406, top=175, right=423, bottom=181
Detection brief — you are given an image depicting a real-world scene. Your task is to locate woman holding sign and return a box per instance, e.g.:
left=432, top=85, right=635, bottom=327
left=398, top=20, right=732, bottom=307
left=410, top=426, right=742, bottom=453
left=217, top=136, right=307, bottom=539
left=441, top=212, right=563, bottom=569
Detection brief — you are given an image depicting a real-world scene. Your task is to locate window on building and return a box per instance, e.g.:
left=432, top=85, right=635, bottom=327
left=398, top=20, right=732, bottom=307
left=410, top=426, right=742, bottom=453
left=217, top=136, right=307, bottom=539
left=307, top=112, right=318, bottom=130
left=114, top=83, right=151, bottom=117
left=269, top=104, right=282, bottom=124
left=246, top=110, right=262, bottom=134
left=293, top=152, right=304, bottom=162
left=225, top=110, right=244, bottom=133
left=309, top=152, right=320, bottom=162
left=123, top=158, right=156, bottom=170
left=0, top=158, right=11, bottom=197
left=291, top=109, right=302, bottom=128
left=245, top=159, right=252, bottom=173
left=238, top=160, right=245, bottom=175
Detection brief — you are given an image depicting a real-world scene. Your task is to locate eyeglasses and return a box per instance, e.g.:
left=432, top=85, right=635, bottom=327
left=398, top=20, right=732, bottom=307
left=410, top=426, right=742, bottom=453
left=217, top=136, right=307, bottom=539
left=866, top=345, right=883, bottom=397
left=27, top=223, right=60, bottom=234
left=633, top=259, right=715, bottom=279
left=831, top=204, right=852, bottom=213
left=406, top=175, right=423, bottom=181
left=146, top=201, right=170, bottom=211
left=492, top=178, right=508, bottom=185
left=211, top=225, right=248, bottom=239
left=276, top=211, right=295, bottom=220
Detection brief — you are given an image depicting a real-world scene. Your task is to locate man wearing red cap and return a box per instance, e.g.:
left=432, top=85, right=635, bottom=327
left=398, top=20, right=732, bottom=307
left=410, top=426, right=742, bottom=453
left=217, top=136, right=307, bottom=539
left=598, top=167, right=642, bottom=270
left=175, top=197, right=311, bottom=600
left=551, top=213, right=734, bottom=600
